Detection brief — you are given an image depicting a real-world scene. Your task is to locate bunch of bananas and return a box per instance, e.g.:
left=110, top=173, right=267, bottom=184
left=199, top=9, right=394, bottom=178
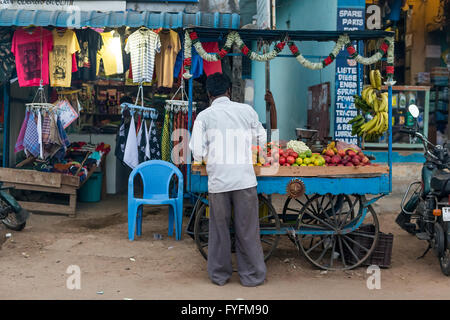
left=349, top=69, right=389, bottom=141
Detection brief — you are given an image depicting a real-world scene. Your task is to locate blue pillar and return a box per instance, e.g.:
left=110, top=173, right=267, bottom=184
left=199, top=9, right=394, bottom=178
left=2, top=83, right=10, bottom=168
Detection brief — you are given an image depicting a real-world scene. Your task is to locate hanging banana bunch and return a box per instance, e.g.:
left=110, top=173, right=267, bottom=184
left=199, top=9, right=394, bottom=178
left=350, top=69, right=389, bottom=141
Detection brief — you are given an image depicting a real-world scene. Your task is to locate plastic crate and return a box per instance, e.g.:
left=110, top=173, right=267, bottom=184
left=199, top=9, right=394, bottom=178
left=346, top=224, right=394, bottom=268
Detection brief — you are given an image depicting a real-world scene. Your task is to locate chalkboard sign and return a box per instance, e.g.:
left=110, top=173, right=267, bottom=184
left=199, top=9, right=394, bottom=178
left=334, top=2, right=365, bottom=144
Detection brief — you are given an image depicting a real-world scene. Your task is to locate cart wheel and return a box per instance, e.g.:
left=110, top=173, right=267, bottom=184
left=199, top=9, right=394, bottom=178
left=296, top=194, right=379, bottom=271
left=282, top=194, right=318, bottom=224
left=193, top=194, right=281, bottom=262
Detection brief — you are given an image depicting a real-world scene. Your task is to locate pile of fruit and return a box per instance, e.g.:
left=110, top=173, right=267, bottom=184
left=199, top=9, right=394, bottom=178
left=254, top=141, right=326, bottom=167
left=350, top=69, right=389, bottom=141
left=321, top=141, right=372, bottom=166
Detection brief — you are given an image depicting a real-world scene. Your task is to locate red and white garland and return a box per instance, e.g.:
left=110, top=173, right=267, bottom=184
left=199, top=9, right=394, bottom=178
left=182, top=30, right=395, bottom=81
left=183, top=30, right=285, bottom=79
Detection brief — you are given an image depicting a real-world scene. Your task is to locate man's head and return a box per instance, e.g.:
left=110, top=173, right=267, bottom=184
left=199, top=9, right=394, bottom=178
left=206, top=72, right=231, bottom=101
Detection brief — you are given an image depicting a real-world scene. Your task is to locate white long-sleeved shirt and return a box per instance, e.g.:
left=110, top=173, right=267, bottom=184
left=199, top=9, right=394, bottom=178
left=189, top=96, right=267, bottom=193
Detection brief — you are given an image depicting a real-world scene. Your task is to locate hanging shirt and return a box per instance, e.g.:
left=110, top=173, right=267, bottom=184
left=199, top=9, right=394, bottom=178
left=0, top=29, right=15, bottom=84
left=11, top=27, right=53, bottom=87
left=123, top=114, right=139, bottom=169
left=96, top=30, right=124, bottom=76
left=189, top=97, right=267, bottom=193
left=49, top=29, right=80, bottom=87
left=174, top=41, right=203, bottom=79
left=155, top=30, right=181, bottom=88
left=202, top=42, right=222, bottom=76
left=74, top=28, right=103, bottom=81
left=125, top=29, right=161, bottom=83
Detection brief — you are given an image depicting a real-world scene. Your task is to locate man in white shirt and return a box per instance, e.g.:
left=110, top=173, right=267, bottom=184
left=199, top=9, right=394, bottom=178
left=189, top=73, right=267, bottom=287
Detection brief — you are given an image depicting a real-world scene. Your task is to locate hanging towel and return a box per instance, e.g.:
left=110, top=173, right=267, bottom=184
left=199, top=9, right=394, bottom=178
left=56, top=117, right=70, bottom=148
left=123, top=114, right=139, bottom=169
left=37, top=110, right=43, bottom=159
left=144, top=120, right=151, bottom=161
left=41, top=112, right=51, bottom=144
left=115, top=113, right=130, bottom=162
left=137, top=118, right=146, bottom=164
left=23, top=112, right=40, bottom=157
left=14, top=110, right=30, bottom=153
left=149, top=119, right=161, bottom=160
left=161, top=109, right=170, bottom=162
left=49, top=112, right=61, bottom=145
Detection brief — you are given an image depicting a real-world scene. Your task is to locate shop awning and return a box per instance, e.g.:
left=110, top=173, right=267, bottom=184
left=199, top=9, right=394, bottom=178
left=0, top=9, right=240, bottom=29
left=189, top=27, right=395, bottom=42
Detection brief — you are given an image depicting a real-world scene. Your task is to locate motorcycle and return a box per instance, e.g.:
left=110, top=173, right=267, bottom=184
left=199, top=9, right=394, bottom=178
left=395, top=104, right=450, bottom=275
left=0, top=182, right=29, bottom=231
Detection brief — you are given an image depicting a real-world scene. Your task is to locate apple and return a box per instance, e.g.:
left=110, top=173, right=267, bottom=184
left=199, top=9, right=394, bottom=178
left=337, top=163, right=344, bottom=166
left=283, top=163, right=291, bottom=166
left=324, top=156, right=331, bottom=163
left=338, top=150, right=346, bottom=158
left=291, top=152, right=298, bottom=159
left=362, top=156, right=370, bottom=164
left=347, top=150, right=356, bottom=157
left=279, top=156, right=286, bottom=165
left=331, top=155, right=341, bottom=164
left=286, top=156, right=296, bottom=165
left=325, top=149, right=335, bottom=157
left=352, top=157, right=360, bottom=166
left=345, top=162, right=354, bottom=166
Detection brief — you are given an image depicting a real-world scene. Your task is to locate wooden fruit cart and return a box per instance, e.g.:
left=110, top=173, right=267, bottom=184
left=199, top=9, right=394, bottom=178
left=183, top=27, right=396, bottom=271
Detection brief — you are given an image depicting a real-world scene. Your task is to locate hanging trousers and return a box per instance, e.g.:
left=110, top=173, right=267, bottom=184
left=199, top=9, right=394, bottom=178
left=207, top=186, right=266, bottom=287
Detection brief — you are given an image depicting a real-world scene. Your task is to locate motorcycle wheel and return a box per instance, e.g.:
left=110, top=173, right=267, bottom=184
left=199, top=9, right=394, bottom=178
left=439, top=249, right=450, bottom=276
left=1, top=209, right=27, bottom=231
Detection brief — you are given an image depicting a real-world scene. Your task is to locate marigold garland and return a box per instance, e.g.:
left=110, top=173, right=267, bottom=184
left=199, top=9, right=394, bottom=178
left=182, top=31, right=395, bottom=79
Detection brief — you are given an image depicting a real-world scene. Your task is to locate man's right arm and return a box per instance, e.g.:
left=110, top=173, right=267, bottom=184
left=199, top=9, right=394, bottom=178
left=189, top=117, right=207, bottom=163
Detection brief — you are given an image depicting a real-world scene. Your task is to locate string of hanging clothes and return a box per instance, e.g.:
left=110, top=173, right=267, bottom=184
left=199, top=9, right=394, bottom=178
left=115, top=85, right=161, bottom=169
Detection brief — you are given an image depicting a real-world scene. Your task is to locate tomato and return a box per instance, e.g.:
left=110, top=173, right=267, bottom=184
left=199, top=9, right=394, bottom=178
left=286, top=156, right=295, bottom=165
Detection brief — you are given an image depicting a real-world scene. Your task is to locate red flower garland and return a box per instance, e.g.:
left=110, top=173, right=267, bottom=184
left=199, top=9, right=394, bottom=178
left=386, top=65, right=394, bottom=74
left=218, top=49, right=228, bottom=59
left=241, top=45, right=250, bottom=56
left=380, top=42, right=389, bottom=54
left=189, top=32, right=198, bottom=41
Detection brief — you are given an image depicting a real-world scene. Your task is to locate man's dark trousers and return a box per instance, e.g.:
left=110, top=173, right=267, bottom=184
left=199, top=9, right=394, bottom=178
left=207, top=186, right=266, bottom=286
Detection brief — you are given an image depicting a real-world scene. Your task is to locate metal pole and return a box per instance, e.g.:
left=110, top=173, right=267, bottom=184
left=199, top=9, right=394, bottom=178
left=187, top=76, right=193, bottom=193
left=2, top=83, right=10, bottom=168
left=388, top=85, right=393, bottom=193
left=265, top=60, right=271, bottom=142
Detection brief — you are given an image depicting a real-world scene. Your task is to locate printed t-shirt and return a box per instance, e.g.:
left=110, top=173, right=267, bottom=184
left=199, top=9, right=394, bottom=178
left=154, top=30, right=181, bottom=88
left=74, top=28, right=103, bottom=81
left=96, top=30, right=123, bottom=76
left=202, top=42, right=222, bottom=76
left=49, top=29, right=80, bottom=87
left=12, top=27, right=53, bottom=87
left=125, top=28, right=161, bottom=83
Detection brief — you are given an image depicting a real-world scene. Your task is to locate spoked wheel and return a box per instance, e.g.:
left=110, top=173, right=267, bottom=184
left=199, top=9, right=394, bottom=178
left=194, top=194, right=281, bottom=262
left=296, top=194, right=379, bottom=270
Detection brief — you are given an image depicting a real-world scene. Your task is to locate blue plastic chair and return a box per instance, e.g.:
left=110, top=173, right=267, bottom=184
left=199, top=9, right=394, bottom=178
left=128, top=160, right=184, bottom=241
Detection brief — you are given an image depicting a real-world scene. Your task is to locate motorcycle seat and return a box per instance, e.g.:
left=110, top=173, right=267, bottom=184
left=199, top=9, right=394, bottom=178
left=431, top=171, right=450, bottom=194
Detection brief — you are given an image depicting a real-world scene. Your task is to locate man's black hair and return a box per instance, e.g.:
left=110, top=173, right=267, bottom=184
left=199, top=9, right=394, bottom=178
left=205, top=72, right=231, bottom=97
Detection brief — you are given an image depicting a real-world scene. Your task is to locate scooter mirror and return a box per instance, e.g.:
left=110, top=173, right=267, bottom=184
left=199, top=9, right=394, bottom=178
left=408, top=104, right=419, bottom=118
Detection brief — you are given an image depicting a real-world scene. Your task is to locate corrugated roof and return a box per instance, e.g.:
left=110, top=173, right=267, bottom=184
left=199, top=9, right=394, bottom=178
left=0, top=9, right=240, bottom=29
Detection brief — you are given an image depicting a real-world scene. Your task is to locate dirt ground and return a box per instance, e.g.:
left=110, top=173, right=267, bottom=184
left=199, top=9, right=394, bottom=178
left=1, top=193, right=450, bottom=300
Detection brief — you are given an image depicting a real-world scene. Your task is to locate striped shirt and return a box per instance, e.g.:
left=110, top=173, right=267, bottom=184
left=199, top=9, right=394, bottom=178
left=125, top=29, right=161, bottom=83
